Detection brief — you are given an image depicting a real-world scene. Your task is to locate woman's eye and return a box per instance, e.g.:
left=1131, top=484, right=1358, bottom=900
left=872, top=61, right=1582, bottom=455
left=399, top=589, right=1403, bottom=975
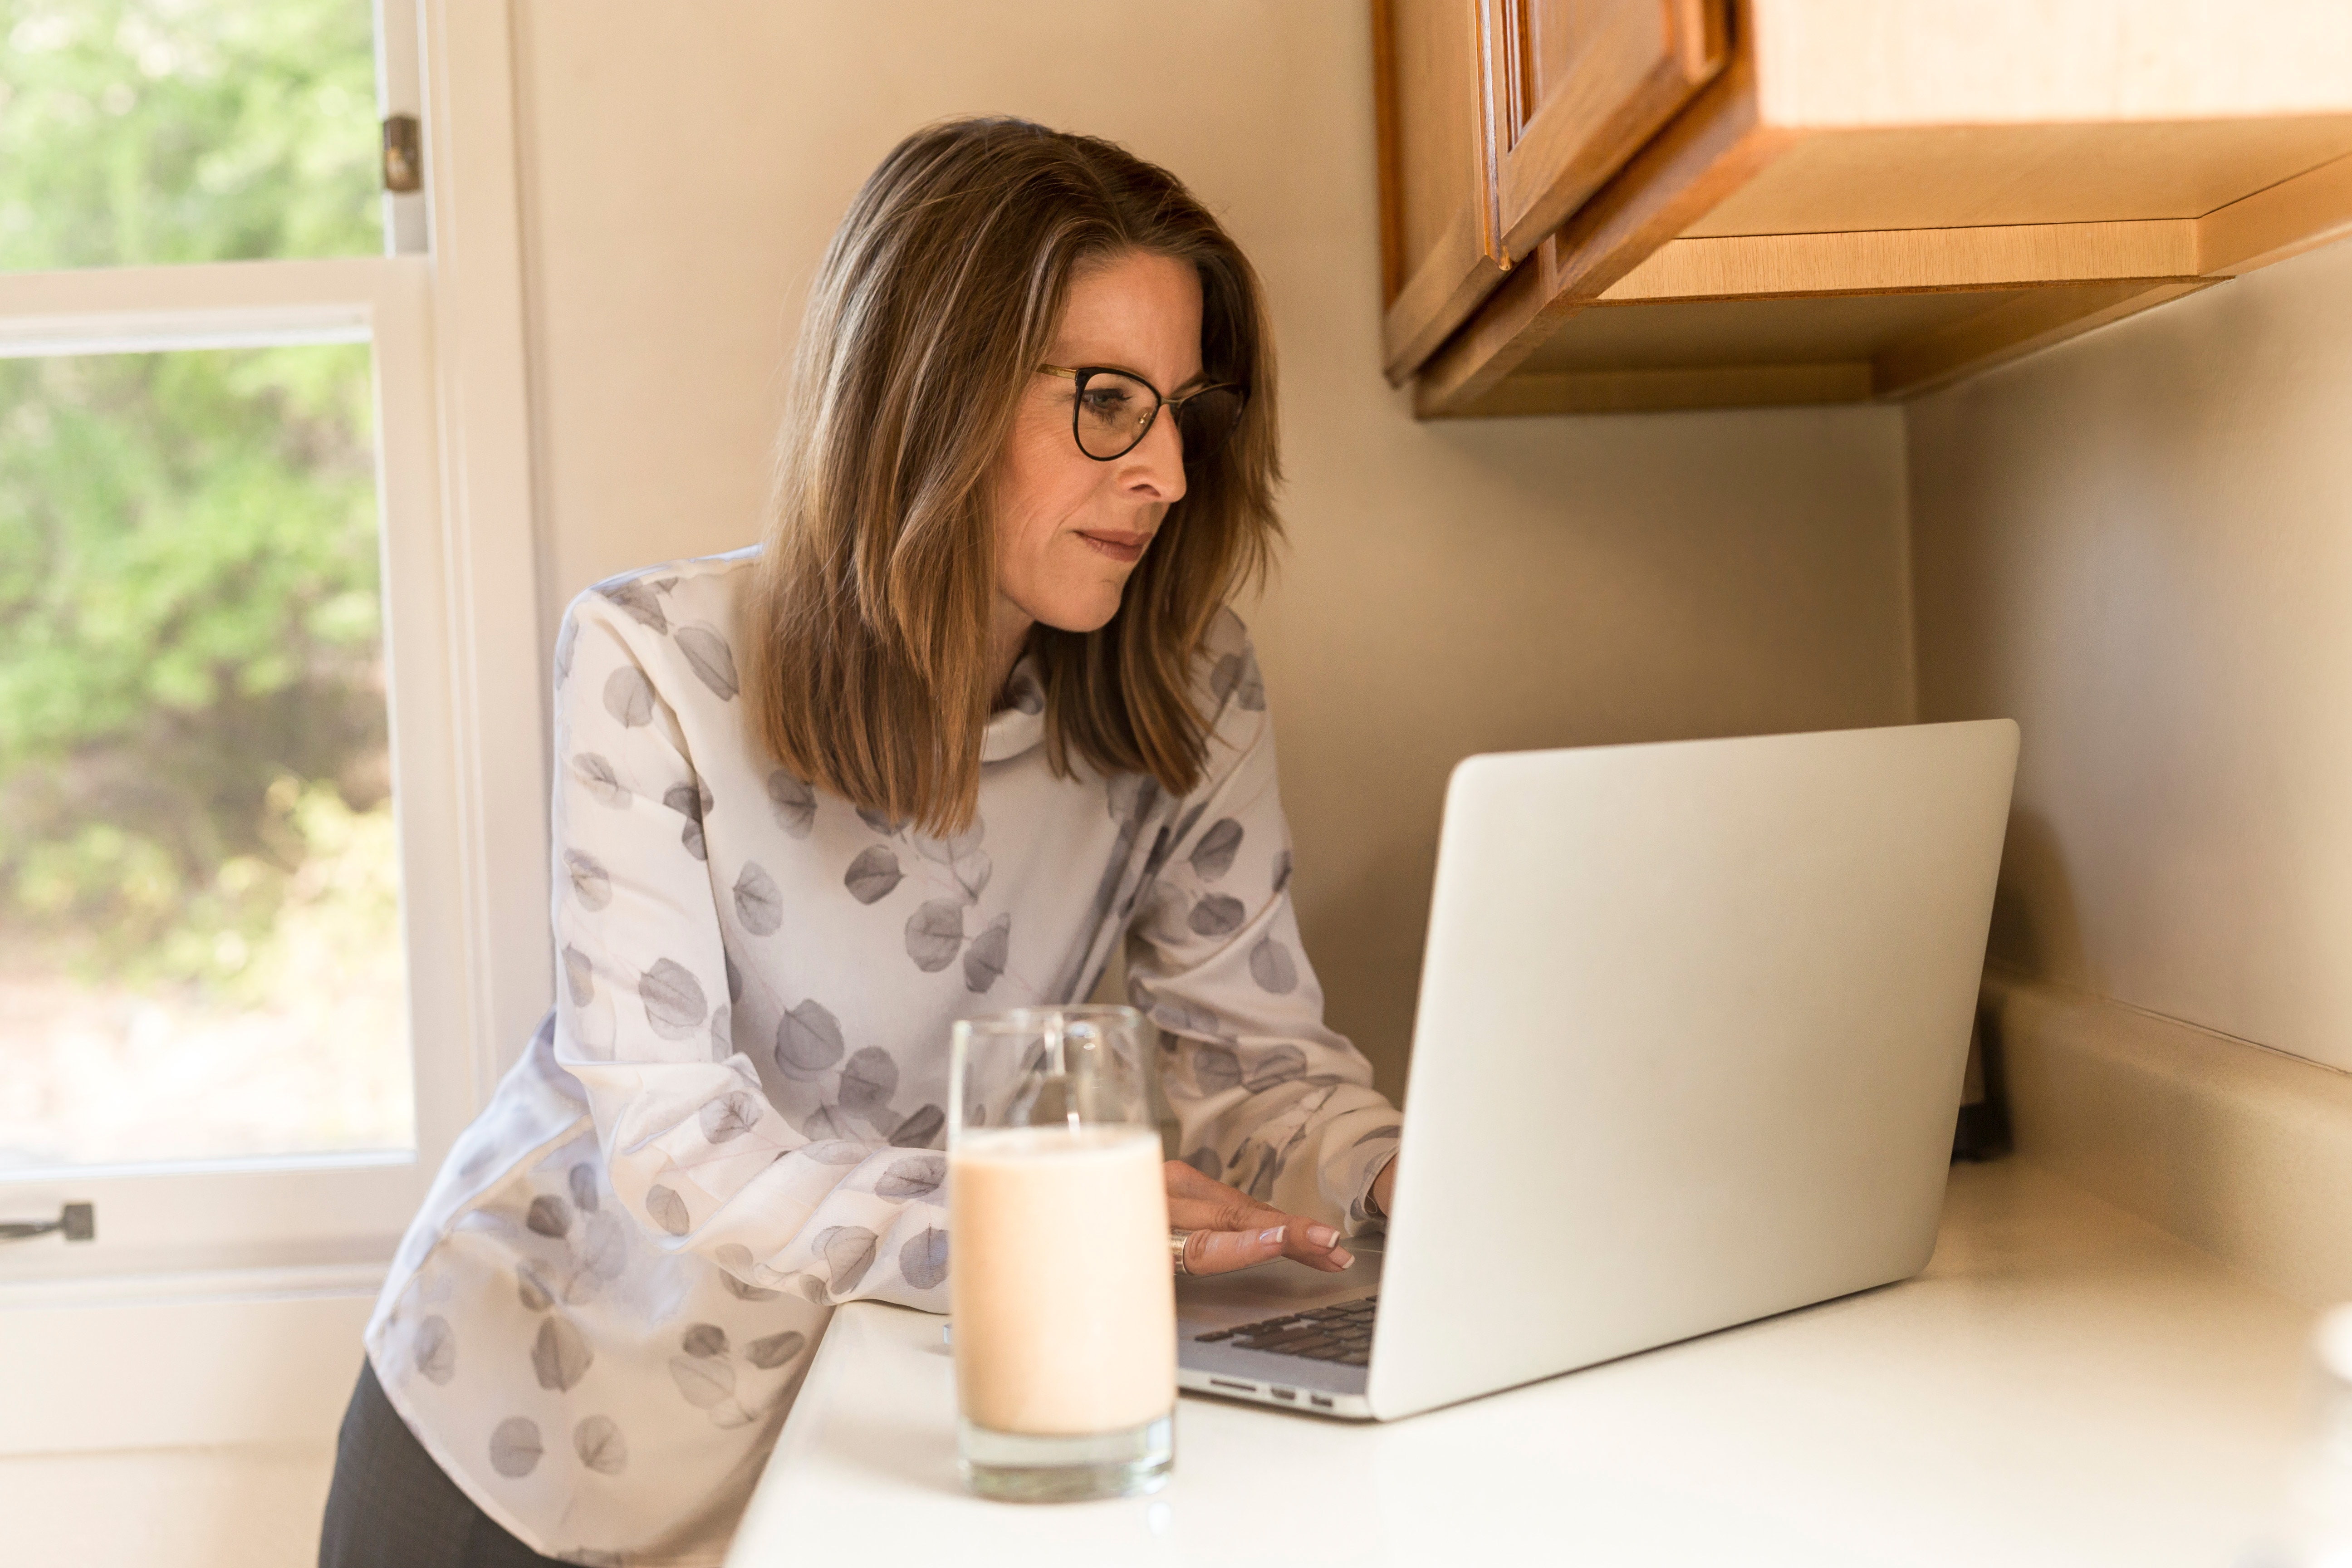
left=1080, top=389, right=1133, bottom=418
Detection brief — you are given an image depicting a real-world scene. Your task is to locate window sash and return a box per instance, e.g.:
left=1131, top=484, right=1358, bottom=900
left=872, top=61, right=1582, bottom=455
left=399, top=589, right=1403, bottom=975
left=0, top=255, right=484, bottom=1276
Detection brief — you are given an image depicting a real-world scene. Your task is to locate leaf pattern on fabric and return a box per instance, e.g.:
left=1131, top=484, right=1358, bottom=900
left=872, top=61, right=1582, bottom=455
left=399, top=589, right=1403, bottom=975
left=574, top=1415, right=629, bottom=1476
left=843, top=845, right=903, bottom=905
left=1272, top=848, right=1294, bottom=895
left=568, top=1163, right=600, bottom=1214
left=603, top=666, right=655, bottom=728
left=489, top=1416, right=544, bottom=1478
left=564, top=850, right=612, bottom=911
left=911, top=818, right=984, bottom=864
left=415, top=1314, right=456, bottom=1385
left=571, top=753, right=631, bottom=808
left=562, top=945, right=596, bottom=1007
left=597, top=578, right=669, bottom=633
left=962, top=913, right=1009, bottom=993
left=733, top=862, right=782, bottom=936
left=645, top=1184, right=690, bottom=1236
left=798, top=1139, right=868, bottom=1166
left=681, top=1323, right=729, bottom=1359
left=640, top=959, right=708, bottom=1039
left=724, top=951, right=743, bottom=1004
left=891, top=1103, right=946, bottom=1148
left=719, top=1272, right=780, bottom=1303
left=664, top=781, right=712, bottom=861
left=745, top=1330, right=808, bottom=1371
left=1152, top=995, right=1221, bottom=1039
left=766, top=771, right=816, bottom=838
left=774, top=1000, right=846, bottom=1078
left=953, top=850, right=992, bottom=903
left=818, top=1225, right=878, bottom=1294
left=1194, top=1044, right=1242, bottom=1096
left=532, top=1314, right=594, bottom=1392
left=901, top=1225, right=950, bottom=1290
left=837, top=1047, right=898, bottom=1116
left=904, top=898, right=964, bottom=972
left=699, top=1089, right=761, bottom=1143
left=1242, top=1044, right=1308, bottom=1092
left=1248, top=936, right=1299, bottom=994
left=517, top=1263, right=554, bottom=1312
left=875, top=1153, right=944, bottom=1200
left=1191, top=818, right=1245, bottom=881
left=667, top=1353, right=735, bottom=1409
left=675, top=625, right=739, bottom=701
left=569, top=1212, right=629, bottom=1296
left=856, top=804, right=904, bottom=835
left=526, top=1195, right=572, bottom=1239
left=1352, top=1124, right=1402, bottom=1149
left=1183, top=1146, right=1223, bottom=1182
left=708, top=1003, right=732, bottom=1063
left=1210, top=648, right=1268, bottom=711
left=1188, top=894, right=1247, bottom=938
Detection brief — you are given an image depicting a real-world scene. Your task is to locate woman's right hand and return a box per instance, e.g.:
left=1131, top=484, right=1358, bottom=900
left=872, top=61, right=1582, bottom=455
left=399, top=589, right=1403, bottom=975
left=1165, top=1160, right=1354, bottom=1275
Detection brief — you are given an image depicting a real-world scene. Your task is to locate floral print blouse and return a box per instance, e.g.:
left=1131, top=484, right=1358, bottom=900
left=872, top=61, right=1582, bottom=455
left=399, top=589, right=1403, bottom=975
left=363, top=549, right=1401, bottom=1565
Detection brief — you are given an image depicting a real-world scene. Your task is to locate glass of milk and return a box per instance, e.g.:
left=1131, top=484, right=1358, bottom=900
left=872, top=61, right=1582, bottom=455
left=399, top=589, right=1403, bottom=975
left=949, top=1005, right=1175, bottom=1501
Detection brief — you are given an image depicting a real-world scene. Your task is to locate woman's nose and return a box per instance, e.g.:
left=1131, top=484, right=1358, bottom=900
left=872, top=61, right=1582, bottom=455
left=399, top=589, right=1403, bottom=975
left=1120, top=407, right=1188, bottom=503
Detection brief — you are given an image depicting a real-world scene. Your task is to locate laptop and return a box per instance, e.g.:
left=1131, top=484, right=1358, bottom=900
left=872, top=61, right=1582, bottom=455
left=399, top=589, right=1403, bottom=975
left=1176, top=719, right=2019, bottom=1420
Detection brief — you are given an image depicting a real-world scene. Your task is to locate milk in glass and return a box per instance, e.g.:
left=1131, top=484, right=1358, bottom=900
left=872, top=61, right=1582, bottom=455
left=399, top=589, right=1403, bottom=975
left=950, top=1124, right=1174, bottom=1435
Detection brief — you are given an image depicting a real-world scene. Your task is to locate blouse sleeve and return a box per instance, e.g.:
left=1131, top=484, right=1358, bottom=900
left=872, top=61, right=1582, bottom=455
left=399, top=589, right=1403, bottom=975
left=1122, top=613, right=1402, bottom=1236
left=549, top=589, right=951, bottom=1310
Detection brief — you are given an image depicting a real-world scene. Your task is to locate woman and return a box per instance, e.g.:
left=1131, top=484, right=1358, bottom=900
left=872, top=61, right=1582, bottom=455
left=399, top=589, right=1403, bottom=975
left=319, top=117, right=1402, bottom=1568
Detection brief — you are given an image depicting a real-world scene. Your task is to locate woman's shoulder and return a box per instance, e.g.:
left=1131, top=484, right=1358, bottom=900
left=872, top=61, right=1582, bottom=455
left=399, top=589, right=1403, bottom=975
left=553, top=547, right=759, bottom=696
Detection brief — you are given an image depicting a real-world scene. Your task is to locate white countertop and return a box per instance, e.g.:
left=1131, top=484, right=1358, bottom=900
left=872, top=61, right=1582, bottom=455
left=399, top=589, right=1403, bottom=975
left=728, top=1159, right=2317, bottom=1567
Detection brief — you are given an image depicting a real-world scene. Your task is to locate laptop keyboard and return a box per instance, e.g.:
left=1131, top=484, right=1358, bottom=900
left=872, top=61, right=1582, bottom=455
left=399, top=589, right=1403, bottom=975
left=1191, top=1295, right=1377, bottom=1366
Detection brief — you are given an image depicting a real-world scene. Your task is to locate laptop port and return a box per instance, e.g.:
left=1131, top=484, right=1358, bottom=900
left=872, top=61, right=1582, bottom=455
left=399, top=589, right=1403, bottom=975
left=1207, top=1378, right=1257, bottom=1394
left=1309, top=1395, right=1333, bottom=1409
left=1270, top=1387, right=1295, bottom=1401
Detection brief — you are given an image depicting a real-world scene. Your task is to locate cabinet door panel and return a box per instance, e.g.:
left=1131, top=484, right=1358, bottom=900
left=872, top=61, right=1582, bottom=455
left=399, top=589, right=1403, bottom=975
left=1493, top=0, right=1728, bottom=260
left=1375, top=0, right=1508, bottom=382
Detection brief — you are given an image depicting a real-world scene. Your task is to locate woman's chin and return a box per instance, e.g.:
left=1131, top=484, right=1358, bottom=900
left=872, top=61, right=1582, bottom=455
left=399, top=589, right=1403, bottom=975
left=1027, top=589, right=1129, bottom=637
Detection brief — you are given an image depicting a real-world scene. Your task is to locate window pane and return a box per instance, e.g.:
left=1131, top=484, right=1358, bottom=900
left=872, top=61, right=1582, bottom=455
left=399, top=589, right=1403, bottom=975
left=0, top=341, right=412, bottom=1170
left=0, top=0, right=380, bottom=272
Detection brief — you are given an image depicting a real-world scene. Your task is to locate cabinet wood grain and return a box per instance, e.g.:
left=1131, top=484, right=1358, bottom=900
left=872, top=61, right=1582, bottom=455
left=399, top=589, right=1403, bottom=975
left=1377, top=0, right=2352, bottom=415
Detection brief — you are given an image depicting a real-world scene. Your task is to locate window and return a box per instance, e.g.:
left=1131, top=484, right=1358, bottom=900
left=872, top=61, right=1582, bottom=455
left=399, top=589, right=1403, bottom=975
left=0, top=0, right=540, bottom=1326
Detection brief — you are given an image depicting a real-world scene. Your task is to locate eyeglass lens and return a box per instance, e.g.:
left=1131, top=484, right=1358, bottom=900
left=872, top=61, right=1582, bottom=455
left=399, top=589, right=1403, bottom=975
left=1072, top=370, right=1243, bottom=465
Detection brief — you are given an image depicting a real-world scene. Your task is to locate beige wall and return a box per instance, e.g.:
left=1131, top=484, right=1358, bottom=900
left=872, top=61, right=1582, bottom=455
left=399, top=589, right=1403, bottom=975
left=510, top=0, right=1916, bottom=1093
left=1911, top=239, right=2352, bottom=1075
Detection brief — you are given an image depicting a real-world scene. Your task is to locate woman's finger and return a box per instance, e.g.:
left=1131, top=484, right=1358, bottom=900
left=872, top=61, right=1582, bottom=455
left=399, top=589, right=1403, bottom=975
left=1164, top=1160, right=1354, bottom=1272
left=1181, top=1223, right=1290, bottom=1276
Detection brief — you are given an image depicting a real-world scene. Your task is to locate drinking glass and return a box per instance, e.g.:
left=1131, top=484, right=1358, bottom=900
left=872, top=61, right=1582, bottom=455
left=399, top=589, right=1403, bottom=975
left=949, top=1005, right=1174, bottom=1501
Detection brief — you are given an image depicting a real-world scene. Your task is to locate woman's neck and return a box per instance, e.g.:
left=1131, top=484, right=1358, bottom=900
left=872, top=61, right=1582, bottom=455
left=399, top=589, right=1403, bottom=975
left=986, top=600, right=1034, bottom=712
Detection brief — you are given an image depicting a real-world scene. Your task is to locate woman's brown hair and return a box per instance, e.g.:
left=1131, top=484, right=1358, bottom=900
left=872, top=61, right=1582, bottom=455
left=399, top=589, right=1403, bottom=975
left=740, top=117, right=1280, bottom=835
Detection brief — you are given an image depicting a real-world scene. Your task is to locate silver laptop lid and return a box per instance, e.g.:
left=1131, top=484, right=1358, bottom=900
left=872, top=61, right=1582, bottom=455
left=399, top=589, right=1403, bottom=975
left=1366, top=720, right=2018, bottom=1420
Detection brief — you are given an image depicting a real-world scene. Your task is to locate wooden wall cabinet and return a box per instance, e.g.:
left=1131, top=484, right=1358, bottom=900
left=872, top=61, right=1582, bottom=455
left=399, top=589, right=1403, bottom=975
left=1374, top=0, right=1728, bottom=379
left=1375, top=0, right=2352, bottom=416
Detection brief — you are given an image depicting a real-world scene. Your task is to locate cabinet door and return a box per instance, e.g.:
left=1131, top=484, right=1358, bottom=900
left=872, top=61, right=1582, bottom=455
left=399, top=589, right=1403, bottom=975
left=1374, top=0, right=1508, bottom=382
left=1490, top=0, right=1728, bottom=261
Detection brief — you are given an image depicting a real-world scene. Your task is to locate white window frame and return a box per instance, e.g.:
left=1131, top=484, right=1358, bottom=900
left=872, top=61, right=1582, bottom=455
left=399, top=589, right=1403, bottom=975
left=0, top=0, right=549, bottom=1452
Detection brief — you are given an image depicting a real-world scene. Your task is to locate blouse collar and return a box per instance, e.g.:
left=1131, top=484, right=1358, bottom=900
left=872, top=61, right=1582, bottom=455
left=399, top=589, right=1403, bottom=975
left=981, top=655, right=1046, bottom=764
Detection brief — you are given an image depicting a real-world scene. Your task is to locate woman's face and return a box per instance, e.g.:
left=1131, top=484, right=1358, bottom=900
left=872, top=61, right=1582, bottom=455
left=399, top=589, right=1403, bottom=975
left=993, top=249, right=1202, bottom=638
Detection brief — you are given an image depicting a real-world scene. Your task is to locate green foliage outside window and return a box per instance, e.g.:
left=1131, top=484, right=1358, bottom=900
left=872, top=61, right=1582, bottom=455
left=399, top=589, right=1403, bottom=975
left=0, top=0, right=390, bottom=994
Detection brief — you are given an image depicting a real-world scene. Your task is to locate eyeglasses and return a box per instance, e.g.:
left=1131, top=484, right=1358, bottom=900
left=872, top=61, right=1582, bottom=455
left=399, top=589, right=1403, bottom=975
left=1038, top=364, right=1247, bottom=466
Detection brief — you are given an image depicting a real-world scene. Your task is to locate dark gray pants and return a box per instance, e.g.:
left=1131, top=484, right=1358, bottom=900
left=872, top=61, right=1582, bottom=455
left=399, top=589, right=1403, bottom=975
left=318, top=1359, right=569, bottom=1568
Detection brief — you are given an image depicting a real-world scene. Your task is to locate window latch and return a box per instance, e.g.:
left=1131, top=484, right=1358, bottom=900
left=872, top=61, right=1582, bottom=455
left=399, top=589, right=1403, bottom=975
left=0, top=1203, right=95, bottom=1244
left=382, top=115, right=423, bottom=194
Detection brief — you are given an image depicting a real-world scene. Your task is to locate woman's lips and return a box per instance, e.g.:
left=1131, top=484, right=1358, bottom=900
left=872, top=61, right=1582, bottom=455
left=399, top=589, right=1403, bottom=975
left=1077, top=530, right=1150, bottom=564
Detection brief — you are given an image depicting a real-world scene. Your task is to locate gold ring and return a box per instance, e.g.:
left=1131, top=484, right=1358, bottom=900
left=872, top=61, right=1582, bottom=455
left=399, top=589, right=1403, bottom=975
left=1170, top=1230, right=1193, bottom=1276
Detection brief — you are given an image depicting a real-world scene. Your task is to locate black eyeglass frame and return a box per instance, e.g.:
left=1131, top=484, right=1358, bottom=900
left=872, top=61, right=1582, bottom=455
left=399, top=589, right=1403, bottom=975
left=1039, top=363, right=1248, bottom=465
